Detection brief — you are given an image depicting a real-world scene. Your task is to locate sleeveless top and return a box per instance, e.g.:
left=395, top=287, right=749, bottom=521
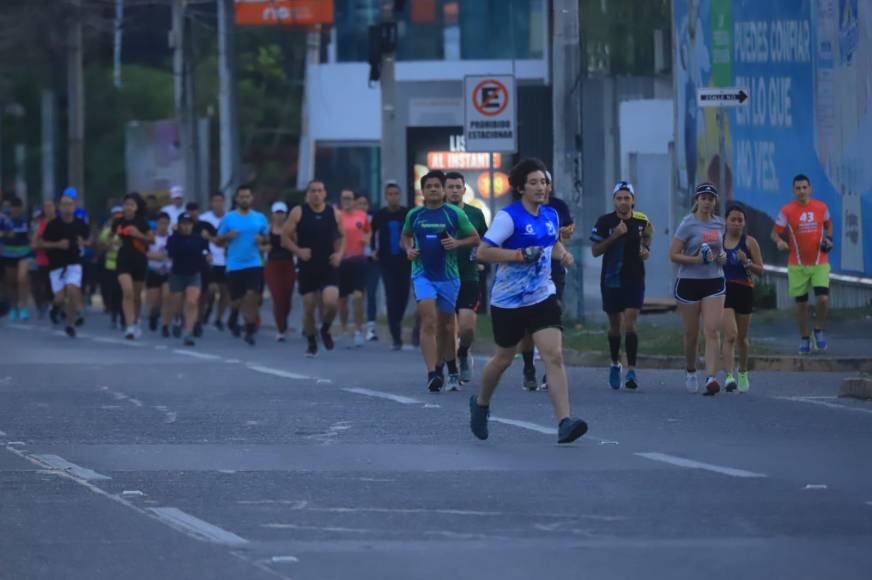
left=296, top=203, right=338, bottom=261
left=723, top=233, right=753, bottom=286
left=268, top=230, right=294, bottom=261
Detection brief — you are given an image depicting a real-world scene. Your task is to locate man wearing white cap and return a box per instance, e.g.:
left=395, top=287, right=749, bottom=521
left=161, top=186, right=186, bottom=226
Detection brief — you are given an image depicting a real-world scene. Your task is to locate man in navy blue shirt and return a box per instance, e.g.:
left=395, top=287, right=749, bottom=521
left=167, top=212, right=210, bottom=346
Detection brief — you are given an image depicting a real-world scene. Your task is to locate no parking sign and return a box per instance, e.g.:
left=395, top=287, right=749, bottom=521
left=464, top=75, right=517, bottom=153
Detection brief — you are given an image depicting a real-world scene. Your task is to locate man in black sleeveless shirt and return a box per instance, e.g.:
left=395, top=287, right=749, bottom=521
left=282, top=179, right=345, bottom=357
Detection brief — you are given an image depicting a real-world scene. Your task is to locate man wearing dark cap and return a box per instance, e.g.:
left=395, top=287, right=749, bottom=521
left=590, top=181, right=652, bottom=390
left=167, top=212, right=210, bottom=346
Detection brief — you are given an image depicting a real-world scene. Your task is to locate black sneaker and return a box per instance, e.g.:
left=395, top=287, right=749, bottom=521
left=469, top=395, right=489, bottom=440
left=161, top=325, right=170, bottom=338
left=244, top=333, right=256, bottom=346
left=320, top=327, right=334, bottom=351
left=427, top=374, right=444, bottom=393
left=49, top=306, right=60, bottom=325
left=214, top=319, right=224, bottom=331
left=228, top=318, right=241, bottom=337
left=305, top=337, right=318, bottom=358
left=172, top=324, right=182, bottom=338
left=557, top=417, right=588, bottom=444
left=75, top=315, right=84, bottom=327
left=522, top=369, right=538, bottom=391
left=193, top=322, right=203, bottom=338
left=65, top=325, right=76, bottom=338
left=149, top=313, right=159, bottom=331
left=392, top=342, right=403, bottom=351
left=183, top=335, right=195, bottom=347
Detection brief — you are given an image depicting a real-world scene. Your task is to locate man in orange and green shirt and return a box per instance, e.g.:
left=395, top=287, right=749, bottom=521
left=771, top=174, right=833, bottom=354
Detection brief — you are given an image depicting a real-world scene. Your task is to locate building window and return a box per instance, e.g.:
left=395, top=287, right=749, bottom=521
left=314, top=143, right=381, bottom=205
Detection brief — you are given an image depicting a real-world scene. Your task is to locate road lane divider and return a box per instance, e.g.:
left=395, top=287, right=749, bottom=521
left=31, top=453, right=111, bottom=480
left=147, top=507, right=248, bottom=546
left=172, top=349, right=223, bottom=361
left=342, top=387, right=422, bottom=405
left=248, top=365, right=315, bottom=380
left=635, top=452, right=766, bottom=479
left=773, top=396, right=872, bottom=416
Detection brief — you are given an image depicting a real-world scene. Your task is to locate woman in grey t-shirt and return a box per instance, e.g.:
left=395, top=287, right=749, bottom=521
left=669, top=183, right=726, bottom=396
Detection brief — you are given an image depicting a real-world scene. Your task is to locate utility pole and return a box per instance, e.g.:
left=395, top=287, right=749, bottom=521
left=379, top=0, right=399, bottom=204
left=42, top=90, right=56, bottom=201
left=296, top=27, right=321, bottom=191
left=113, top=0, right=124, bottom=89
left=552, top=0, right=584, bottom=318
left=67, top=0, right=85, bottom=201
left=172, top=0, right=199, bottom=201
left=217, top=0, right=240, bottom=200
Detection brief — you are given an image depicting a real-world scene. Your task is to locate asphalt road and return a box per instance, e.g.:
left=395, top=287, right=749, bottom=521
left=2, top=313, right=872, bottom=580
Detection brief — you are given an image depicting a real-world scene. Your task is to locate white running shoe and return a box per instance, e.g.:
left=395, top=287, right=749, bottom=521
left=685, top=371, right=700, bottom=394
left=353, top=331, right=364, bottom=348
left=276, top=332, right=286, bottom=342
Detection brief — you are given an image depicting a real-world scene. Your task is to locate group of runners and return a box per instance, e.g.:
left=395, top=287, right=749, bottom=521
left=0, top=159, right=835, bottom=443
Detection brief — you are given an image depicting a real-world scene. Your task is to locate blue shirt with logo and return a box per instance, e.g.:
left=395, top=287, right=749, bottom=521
left=218, top=210, right=268, bottom=272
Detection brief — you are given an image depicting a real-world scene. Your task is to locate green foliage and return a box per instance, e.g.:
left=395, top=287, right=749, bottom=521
left=581, top=0, right=672, bottom=76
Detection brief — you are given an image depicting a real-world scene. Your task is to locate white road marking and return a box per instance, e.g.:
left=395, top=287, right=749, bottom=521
left=248, top=365, right=314, bottom=380
left=490, top=416, right=556, bottom=435
left=0, top=430, right=6, bottom=436
left=803, top=484, right=828, bottom=490
left=343, top=387, right=421, bottom=405
left=262, top=523, right=375, bottom=533
left=774, top=396, right=872, bottom=416
left=148, top=507, right=248, bottom=546
left=91, top=336, right=145, bottom=347
left=173, top=349, right=222, bottom=361
left=155, top=345, right=168, bottom=350
left=6, top=323, right=32, bottom=330
left=224, top=358, right=241, bottom=364
left=8, top=441, right=26, bottom=446
left=122, top=490, right=146, bottom=497
left=636, top=452, right=766, bottom=479
left=270, top=556, right=299, bottom=564
left=32, top=454, right=111, bottom=480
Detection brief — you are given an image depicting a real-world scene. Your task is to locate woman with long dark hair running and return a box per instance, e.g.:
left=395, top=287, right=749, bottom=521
left=114, top=192, right=152, bottom=339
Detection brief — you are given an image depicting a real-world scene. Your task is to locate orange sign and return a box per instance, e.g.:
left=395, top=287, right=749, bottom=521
left=477, top=171, right=510, bottom=198
left=234, top=0, right=334, bottom=26
left=426, top=151, right=502, bottom=170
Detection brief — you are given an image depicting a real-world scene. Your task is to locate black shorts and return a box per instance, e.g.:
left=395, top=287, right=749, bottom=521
left=117, top=253, right=148, bottom=282
left=491, top=295, right=563, bottom=348
left=455, top=280, right=481, bottom=312
left=227, top=267, right=264, bottom=301
left=145, top=270, right=168, bottom=289
left=298, top=260, right=339, bottom=295
left=725, top=281, right=754, bottom=315
left=550, top=260, right=566, bottom=301
left=339, top=257, right=367, bottom=297
left=207, top=265, right=226, bottom=285
left=2, top=255, right=31, bottom=268
left=601, top=284, right=645, bottom=314
left=674, top=277, right=726, bottom=304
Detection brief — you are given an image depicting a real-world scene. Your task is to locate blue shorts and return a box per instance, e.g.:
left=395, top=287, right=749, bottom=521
left=601, top=284, right=645, bottom=314
left=413, top=276, right=460, bottom=313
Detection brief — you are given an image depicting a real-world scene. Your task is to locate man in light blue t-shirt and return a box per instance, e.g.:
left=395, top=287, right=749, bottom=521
left=216, top=185, right=268, bottom=345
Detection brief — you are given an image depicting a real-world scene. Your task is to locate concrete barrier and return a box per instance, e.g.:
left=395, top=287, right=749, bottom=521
left=839, top=376, right=872, bottom=400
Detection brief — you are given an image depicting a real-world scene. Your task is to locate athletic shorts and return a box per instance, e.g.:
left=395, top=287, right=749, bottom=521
left=788, top=264, right=830, bottom=298
left=145, top=270, right=168, bottom=289
left=49, top=264, right=83, bottom=294
left=413, top=275, right=460, bottom=314
left=116, top=253, right=148, bottom=282
left=455, top=280, right=481, bottom=312
left=674, top=277, right=726, bottom=304
left=725, top=281, right=754, bottom=315
left=601, top=284, right=644, bottom=314
left=297, top=260, right=339, bottom=295
left=339, top=257, right=367, bottom=297
left=491, top=295, right=563, bottom=348
left=207, top=265, right=226, bottom=285
left=227, top=267, right=264, bottom=301
left=170, top=272, right=202, bottom=293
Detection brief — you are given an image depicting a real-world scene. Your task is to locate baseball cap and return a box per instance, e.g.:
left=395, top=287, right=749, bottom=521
left=63, top=186, right=78, bottom=200
left=613, top=181, right=635, bottom=196
left=170, top=186, right=184, bottom=199
left=110, top=205, right=123, bottom=214
left=545, top=170, right=553, bottom=184
left=271, top=201, right=289, bottom=213
left=694, top=182, right=719, bottom=198
left=177, top=212, right=194, bottom=223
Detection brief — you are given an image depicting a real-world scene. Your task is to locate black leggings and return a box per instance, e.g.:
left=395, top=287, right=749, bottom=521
left=381, top=263, right=411, bottom=344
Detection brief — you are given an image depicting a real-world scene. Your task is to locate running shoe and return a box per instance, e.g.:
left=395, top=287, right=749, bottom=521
left=161, top=325, right=170, bottom=338
left=799, top=337, right=811, bottom=354
left=459, top=356, right=473, bottom=384
left=469, top=395, right=489, bottom=440
left=353, top=331, right=364, bottom=348
left=321, top=326, right=335, bottom=351
left=244, top=333, right=256, bottom=346
left=228, top=318, right=241, bottom=337
left=183, top=335, right=195, bottom=347
left=446, top=373, right=462, bottom=392
left=305, top=336, right=318, bottom=358
left=193, top=322, right=203, bottom=338
left=366, top=328, right=378, bottom=342
left=9, top=308, right=18, bottom=322
left=149, top=313, right=159, bottom=331
left=724, top=373, right=738, bottom=393
left=75, top=315, right=84, bottom=327
left=609, top=363, right=622, bottom=390
left=624, top=369, right=638, bottom=390
left=685, top=371, right=699, bottom=393
left=214, top=319, right=225, bottom=331
left=557, top=417, right=588, bottom=444
left=172, top=324, right=182, bottom=338
left=391, top=341, right=403, bottom=351
left=522, top=368, right=538, bottom=391
left=427, top=374, right=444, bottom=393
left=124, top=325, right=136, bottom=340
left=703, top=376, right=720, bottom=396
left=737, top=371, right=750, bottom=393
left=276, top=332, right=286, bottom=342
left=65, top=325, right=76, bottom=338
left=49, top=305, right=60, bottom=325
left=813, top=329, right=828, bottom=351
left=18, top=308, right=29, bottom=321
left=538, top=374, right=549, bottom=391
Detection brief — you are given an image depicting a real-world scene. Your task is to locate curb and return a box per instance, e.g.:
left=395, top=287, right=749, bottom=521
left=839, top=376, right=872, bottom=400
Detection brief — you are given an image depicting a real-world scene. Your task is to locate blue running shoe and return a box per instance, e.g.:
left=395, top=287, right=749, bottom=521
left=624, top=369, right=638, bottom=390
left=469, top=395, right=489, bottom=440
left=813, top=329, right=828, bottom=352
left=9, top=308, right=18, bottom=322
left=799, top=337, right=811, bottom=355
left=609, top=363, right=622, bottom=390
left=558, top=417, right=588, bottom=444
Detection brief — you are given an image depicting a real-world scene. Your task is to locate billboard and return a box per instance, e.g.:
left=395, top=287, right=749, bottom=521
left=674, top=0, right=872, bottom=275
left=234, top=0, right=334, bottom=26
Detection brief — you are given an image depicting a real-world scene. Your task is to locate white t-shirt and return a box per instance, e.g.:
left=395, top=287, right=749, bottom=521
left=199, top=210, right=226, bottom=267
left=161, top=203, right=186, bottom=226
left=147, top=233, right=171, bottom=274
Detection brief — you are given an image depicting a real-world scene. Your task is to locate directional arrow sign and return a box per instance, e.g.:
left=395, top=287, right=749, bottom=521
left=697, top=87, right=750, bottom=108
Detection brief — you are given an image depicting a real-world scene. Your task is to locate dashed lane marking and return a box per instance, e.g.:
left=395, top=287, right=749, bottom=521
left=773, top=396, right=872, bottom=416
left=172, top=349, right=223, bottom=361
left=248, top=365, right=315, bottom=380
left=32, top=454, right=111, bottom=481
left=636, top=452, right=766, bottom=479
left=148, top=507, right=248, bottom=546
left=342, top=387, right=422, bottom=405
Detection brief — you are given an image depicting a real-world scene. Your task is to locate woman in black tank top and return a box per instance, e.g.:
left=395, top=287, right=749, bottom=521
left=264, top=202, right=296, bottom=339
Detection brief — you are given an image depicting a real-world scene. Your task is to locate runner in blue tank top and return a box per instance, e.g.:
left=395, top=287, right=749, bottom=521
left=721, top=205, right=763, bottom=393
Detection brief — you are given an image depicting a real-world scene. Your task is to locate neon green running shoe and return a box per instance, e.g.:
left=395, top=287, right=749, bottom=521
left=724, top=373, right=737, bottom=393
left=737, top=372, right=750, bottom=393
